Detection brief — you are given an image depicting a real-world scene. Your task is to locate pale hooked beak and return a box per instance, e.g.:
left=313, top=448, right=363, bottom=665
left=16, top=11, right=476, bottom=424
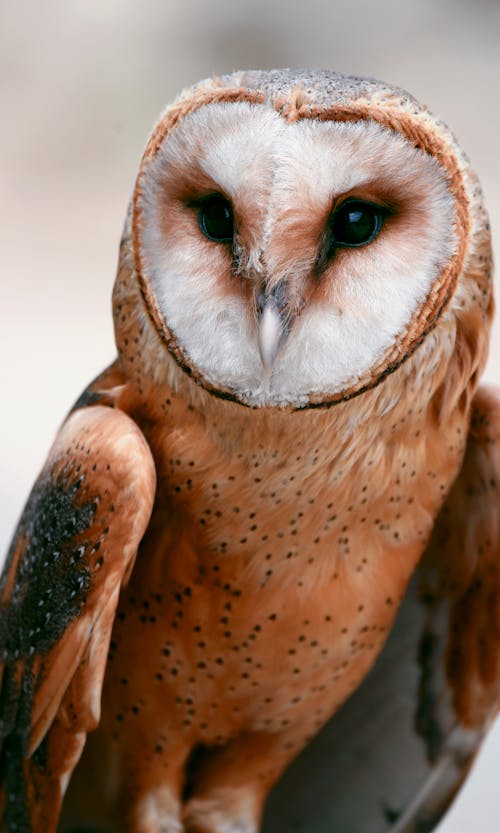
left=257, top=294, right=285, bottom=374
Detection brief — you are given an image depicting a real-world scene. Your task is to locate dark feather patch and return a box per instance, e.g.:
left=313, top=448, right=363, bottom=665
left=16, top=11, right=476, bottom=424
left=2, top=734, right=31, bottom=833
left=70, top=389, right=103, bottom=412
left=0, top=470, right=97, bottom=665
left=0, top=460, right=99, bottom=831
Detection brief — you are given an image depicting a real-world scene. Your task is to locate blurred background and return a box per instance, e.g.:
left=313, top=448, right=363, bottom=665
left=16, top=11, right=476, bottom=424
left=0, top=1, right=499, bottom=829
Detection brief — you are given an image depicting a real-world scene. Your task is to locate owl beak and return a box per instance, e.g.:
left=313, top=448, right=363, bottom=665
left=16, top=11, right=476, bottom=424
left=257, top=295, right=285, bottom=374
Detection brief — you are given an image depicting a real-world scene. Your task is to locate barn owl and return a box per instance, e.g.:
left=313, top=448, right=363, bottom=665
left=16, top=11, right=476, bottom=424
left=1, top=68, right=499, bottom=833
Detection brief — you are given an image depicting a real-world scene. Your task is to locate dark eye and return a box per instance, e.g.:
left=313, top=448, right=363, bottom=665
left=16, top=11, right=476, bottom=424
left=198, top=195, right=234, bottom=242
left=331, top=200, right=384, bottom=248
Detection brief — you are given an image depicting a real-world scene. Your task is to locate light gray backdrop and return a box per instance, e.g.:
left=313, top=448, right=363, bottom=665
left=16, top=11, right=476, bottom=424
left=1, top=2, right=499, bottom=830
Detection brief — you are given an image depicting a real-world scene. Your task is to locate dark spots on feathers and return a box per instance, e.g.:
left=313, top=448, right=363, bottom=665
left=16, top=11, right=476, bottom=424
left=0, top=469, right=98, bottom=663
left=0, top=451, right=109, bottom=826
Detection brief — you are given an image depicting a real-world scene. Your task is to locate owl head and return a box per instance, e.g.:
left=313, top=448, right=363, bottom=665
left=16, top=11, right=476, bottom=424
left=113, top=70, right=493, bottom=411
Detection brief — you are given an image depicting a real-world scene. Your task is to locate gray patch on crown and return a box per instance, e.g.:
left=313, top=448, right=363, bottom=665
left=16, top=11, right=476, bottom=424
left=219, top=68, right=418, bottom=113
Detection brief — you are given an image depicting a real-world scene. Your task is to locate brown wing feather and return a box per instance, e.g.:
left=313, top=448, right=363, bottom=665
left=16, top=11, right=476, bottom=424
left=0, top=404, right=156, bottom=833
left=417, top=384, right=500, bottom=748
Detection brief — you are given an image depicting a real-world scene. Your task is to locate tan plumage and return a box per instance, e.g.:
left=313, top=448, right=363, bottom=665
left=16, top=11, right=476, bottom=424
left=0, top=69, right=498, bottom=833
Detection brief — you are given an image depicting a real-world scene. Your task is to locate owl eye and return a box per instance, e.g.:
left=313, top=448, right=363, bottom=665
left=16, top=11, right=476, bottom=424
left=331, top=200, right=385, bottom=248
left=198, top=195, right=234, bottom=243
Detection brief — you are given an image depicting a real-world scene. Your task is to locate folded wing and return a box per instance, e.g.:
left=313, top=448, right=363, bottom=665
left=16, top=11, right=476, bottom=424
left=0, top=405, right=156, bottom=833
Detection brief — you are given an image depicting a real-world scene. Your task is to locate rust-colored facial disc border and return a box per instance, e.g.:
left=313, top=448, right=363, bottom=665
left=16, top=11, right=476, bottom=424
left=131, top=86, right=469, bottom=411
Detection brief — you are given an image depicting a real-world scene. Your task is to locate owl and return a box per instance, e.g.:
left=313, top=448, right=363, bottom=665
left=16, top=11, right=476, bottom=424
left=1, top=68, right=499, bottom=833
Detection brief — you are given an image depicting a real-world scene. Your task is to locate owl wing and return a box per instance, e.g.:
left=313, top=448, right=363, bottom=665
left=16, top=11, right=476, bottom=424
left=264, top=385, right=500, bottom=833
left=0, top=404, right=156, bottom=833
